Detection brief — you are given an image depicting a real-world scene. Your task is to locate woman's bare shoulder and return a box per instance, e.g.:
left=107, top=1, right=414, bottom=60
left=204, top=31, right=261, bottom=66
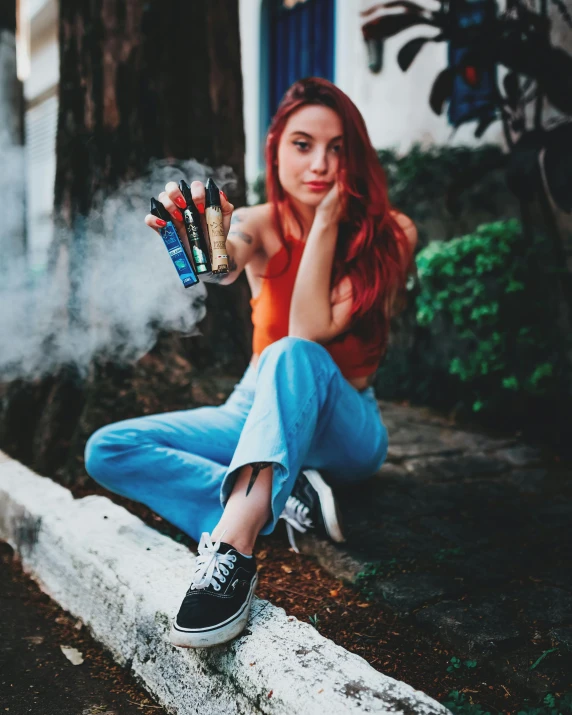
left=233, top=202, right=273, bottom=226
left=390, top=209, right=416, bottom=236
left=390, top=209, right=418, bottom=253
left=232, top=203, right=277, bottom=254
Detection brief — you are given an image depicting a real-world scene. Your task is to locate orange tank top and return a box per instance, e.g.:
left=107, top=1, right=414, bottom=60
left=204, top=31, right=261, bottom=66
left=250, top=236, right=380, bottom=380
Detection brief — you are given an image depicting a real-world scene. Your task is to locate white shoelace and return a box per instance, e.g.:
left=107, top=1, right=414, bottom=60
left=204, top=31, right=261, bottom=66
left=280, top=496, right=314, bottom=553
left=189, top=530, right=236, bottom=591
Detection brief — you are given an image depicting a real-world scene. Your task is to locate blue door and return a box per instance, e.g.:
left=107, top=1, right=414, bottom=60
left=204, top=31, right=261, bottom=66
left=262, top=0, right=335, bottom=129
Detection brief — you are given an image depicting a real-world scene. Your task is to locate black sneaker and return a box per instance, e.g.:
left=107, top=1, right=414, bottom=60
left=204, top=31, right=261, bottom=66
left=279, top=469, right=346, bottom=553
left=170, top=530, right=258, bottom=648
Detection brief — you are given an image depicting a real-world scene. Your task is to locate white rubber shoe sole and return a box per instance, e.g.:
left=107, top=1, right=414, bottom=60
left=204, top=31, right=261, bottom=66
left=303, top=469, right=346, bottom=544
left=169, top=573, right=258, bottom=649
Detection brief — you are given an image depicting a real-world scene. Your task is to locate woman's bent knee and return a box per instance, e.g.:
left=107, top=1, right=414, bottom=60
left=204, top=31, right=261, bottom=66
left=260, top=336, right=330, bottom=369
left=84, top=423, right=128, bottom=485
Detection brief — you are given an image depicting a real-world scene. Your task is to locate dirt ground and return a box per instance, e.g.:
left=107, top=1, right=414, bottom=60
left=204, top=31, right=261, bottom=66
left=0, top=542, right=166, bottom=715
left=71, top=483, right=566, bottom=715
left=2, top=352, right=569, bottom=714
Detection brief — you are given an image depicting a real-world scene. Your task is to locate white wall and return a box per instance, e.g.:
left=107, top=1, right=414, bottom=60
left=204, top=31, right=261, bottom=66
left=239, top=0, right=505, bottom=192
left=23, top=0, right=59, bottom=273
left=24, top=30, right=58, bottom=103
left=25, top=94, right=58, bottom=273
left=239, top=0, right=264, bottom=202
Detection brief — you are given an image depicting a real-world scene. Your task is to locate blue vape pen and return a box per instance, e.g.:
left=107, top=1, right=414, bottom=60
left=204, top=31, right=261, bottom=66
left=150, top=197, right=199, bottom=288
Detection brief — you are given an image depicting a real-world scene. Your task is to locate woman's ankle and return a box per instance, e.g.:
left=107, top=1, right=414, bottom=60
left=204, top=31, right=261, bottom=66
left=211, top=525, right=257, bottom=556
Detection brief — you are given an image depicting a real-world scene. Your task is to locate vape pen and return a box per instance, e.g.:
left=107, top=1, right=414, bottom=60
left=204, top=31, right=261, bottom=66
left=205, top=178, right=229, bottom=274
left=178, top=180, right=212, bottom=275
left=150, top=197, right=199, bottom=288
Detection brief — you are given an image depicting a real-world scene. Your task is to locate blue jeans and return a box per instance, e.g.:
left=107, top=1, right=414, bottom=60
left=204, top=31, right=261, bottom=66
left=84, top=337, right=388, bottom=543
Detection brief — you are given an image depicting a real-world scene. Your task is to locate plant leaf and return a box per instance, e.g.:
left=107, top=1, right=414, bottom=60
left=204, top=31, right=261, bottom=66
left=398, top=37, right=431, bottom=71
left=506, top=130, right=544, bottom=201
left=429, top=68, right=454, bottom=115
left=543, top=122, right=572, bottom=213
left=360, top=1, right=429, bottom=17
left=475, top=113, right=497, bottom=139
left=363, top=13, right=439, bottom=41
left=530, top=647, right=558, bottom=670
left=60, top=645, right=84, bottom=665
left=503, top=72, right=520, bottom=110
left=537, top=47, right=572, bottom=114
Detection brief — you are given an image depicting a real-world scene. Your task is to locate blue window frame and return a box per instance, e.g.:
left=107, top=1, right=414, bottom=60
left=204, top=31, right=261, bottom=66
left=447, top=0, right=497, bottom=128
left=259, top=0, right=335, bottom=164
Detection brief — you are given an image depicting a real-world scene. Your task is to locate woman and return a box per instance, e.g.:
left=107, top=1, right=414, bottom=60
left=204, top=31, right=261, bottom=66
left=85, top=78, right=417, bottom=649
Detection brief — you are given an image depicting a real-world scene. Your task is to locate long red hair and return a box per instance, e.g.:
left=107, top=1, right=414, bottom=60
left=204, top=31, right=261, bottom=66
left=265, top=77, right=411, bottom=358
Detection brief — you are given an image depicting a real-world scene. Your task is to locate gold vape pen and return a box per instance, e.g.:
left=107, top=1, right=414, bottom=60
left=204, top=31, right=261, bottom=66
left=205, top=178, right=229, bottom=274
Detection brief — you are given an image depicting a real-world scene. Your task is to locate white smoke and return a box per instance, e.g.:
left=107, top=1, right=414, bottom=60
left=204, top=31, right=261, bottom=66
left=0, top=158, right=237, bottom=381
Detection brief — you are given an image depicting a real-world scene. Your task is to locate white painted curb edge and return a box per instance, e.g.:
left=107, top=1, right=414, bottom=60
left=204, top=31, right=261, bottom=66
left=0, top=452, right=449, bottom=715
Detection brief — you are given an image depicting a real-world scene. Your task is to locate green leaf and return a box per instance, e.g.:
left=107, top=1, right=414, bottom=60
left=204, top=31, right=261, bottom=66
left=506, top=279, right=525, bottom=292
left=502, top=376, right=519, bottom=390
left=530, top=647, right=558, bottom=670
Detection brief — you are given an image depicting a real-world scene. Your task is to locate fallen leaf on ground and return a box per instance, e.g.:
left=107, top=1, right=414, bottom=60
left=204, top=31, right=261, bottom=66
left=281, top=565, right=293, bottom=573
left=60, top=645, right=84, bottom=665
left=257, top=550, right=268, bottom=560
left=23, top=635, right=44, bottom=645
left=329, top=589, right=339, bottom=598
left=357, top=603, right=371, bottom=608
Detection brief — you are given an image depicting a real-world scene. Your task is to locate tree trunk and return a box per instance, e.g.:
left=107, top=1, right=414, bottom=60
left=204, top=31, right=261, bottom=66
left=54, top=0, right=246, bottom=218
left=0, top=0, right=251, bottom=485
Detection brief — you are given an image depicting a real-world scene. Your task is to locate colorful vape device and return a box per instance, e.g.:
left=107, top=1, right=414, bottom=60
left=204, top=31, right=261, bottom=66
left=179, top=179, right=212, bottom=275
left=150, top=197, right=199, bottom=288
left=205, top=178, right=229, bottom=274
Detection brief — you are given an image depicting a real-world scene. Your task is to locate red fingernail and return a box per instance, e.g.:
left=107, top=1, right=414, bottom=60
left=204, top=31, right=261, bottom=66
left=220, top=190, right=228, bottom=202
left=196, top=202, right=205, bottom=214
left=175, top=196, right=186, bottom=209
left=173, top=209, right=183, bottom=222
left=156, top=219, right=167, bottom=227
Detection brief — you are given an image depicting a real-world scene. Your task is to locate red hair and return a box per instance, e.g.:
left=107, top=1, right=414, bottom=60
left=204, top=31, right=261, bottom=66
left=265, top=77, right=411, bottom=358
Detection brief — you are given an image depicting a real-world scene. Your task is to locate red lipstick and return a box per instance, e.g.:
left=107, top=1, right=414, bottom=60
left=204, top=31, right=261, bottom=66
left=305, top=181, right=331, bottom=191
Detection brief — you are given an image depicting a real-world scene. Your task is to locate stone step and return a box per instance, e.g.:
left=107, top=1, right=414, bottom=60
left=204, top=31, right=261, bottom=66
left=0, top=452, right=448, bottom=715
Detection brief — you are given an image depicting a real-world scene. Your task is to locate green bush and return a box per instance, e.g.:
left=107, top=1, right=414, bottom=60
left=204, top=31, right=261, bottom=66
left=377, top=145, right=518, bottom=247
left=442, top=691, right=572, bottom=715
left=415, top=219, right=564, bottom=415
left=250, top=173, right=267, bottom=206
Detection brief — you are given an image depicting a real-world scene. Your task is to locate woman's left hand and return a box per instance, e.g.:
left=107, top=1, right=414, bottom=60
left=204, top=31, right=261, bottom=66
left=315, top=183, right=344, bottom=226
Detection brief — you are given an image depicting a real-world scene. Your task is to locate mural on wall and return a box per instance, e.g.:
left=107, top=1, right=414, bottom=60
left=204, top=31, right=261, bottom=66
left=361, top=0, right=572, bottom=214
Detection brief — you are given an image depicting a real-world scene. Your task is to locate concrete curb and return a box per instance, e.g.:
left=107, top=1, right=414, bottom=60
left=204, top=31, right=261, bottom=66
left=0, top=452, right=449, bottom=715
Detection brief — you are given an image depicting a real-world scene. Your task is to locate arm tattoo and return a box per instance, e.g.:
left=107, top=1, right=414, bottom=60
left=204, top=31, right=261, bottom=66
left=245, top=462, right=272, bottom=496
left=230, top=211, right=244, bottom=225
left=229, top=229, right=253, bottom=245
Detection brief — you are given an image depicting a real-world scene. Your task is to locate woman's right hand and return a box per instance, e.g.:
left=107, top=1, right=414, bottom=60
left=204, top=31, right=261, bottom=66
left=144, top=180, right=235, bottom=242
